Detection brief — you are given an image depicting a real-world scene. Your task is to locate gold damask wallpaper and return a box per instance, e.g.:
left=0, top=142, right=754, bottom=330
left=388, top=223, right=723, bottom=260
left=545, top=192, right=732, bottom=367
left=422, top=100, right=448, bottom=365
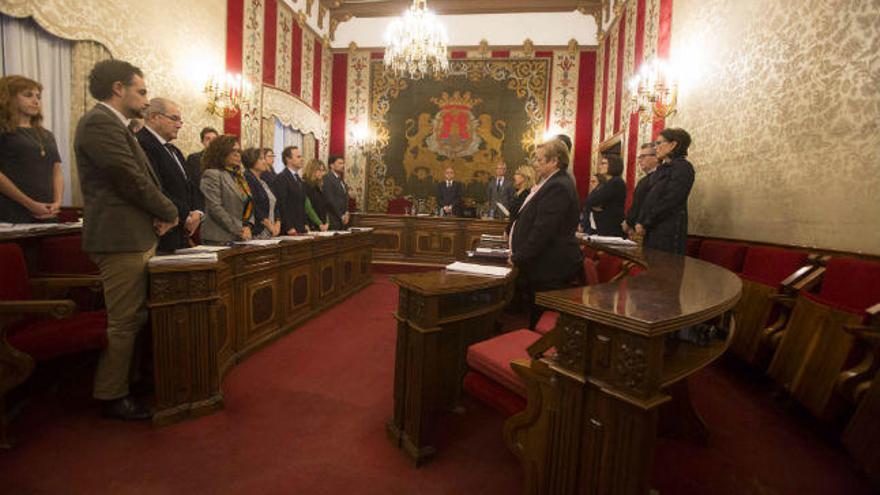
left=2, top=0, right=225, bottom=155
left=670, top=0, right=880, bottom=254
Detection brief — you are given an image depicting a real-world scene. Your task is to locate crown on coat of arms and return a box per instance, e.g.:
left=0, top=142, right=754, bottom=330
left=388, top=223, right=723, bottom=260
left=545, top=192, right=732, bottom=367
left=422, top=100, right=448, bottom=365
left=430, top=91, right=482, bottom=110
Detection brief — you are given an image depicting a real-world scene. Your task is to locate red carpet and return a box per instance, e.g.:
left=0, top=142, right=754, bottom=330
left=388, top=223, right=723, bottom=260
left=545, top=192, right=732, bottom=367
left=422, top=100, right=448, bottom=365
left=0, top=274, right=873, bottom=494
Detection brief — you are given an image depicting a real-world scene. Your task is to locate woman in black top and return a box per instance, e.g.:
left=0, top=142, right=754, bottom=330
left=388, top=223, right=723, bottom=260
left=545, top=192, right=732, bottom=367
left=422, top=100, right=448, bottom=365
left=302, top=158, right=330, bottom=231
left=0, top=76, right=63, bottom=223
left=505, top=165, right=535, bottom=235
left=242, top=147, right=280, bottom=238
left=635, top=128, right=696, bottom=255
left=581, top=155, right=626, bottom=237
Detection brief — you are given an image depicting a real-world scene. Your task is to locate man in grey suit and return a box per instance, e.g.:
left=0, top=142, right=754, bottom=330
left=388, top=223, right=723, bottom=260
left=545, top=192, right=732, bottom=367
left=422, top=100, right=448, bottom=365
left=75, top=60, right=178, bottom=420
left=486, top=161, right=514, bottom=218
left=323, top=155, right=350, bottom=230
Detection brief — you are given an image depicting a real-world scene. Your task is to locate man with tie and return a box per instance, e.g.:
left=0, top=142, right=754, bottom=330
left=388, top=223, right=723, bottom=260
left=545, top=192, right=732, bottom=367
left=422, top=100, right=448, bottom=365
left=436, top=166, right=462, bottom=216
left=75, top=60, right=178, bottom=420
left=486, top=161, right=514, bottom=218
left=136, top=98, right=202, bottom=252
left=273, top=145, right=307, bottom=234
left=323, top=155, right=350, bottom=230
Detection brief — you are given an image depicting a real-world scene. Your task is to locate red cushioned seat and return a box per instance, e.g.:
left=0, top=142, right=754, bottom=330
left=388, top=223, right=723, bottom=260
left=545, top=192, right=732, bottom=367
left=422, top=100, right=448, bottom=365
left=686, top=238, right=702, bottom=257
left=595, top=253, right=625, bottom=283
left=698, top=239, right=748, bottom=273
left=7, top=311, right=107, bottom=361
left=466, top=329, right=542, bottom=397
left=535, top=312, right=558, bottom=334
left=740, top=246, right=808, bottom=287
left=463, top=371, right=527, bottom=416
left=804, top=257, right=880, bottom=315
left=37, top=235, right=98, bottom=275
left=0, top=243, right=32, bottom=301
left=386, top=197, right=412, bottom=215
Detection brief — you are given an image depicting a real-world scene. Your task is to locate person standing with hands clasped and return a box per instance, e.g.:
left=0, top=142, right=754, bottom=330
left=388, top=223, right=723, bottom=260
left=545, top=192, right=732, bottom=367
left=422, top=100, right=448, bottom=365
left=75, top=60, right=178, bottom=420
left=0, top=75, right=64, bottom=223
left=199, top=135, right=255, bottom=244
left=635, top=128, right=695, bottom=255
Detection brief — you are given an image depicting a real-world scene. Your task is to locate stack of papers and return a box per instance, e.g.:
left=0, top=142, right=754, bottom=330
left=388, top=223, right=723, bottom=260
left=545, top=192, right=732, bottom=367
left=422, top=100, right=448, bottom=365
left=480, top=234, right=506, bottom=242
left=234, top=239, right=282, bottom=246
left=175, top=245, right=230, bottom=254
left=277, top=235, right=311, bottom=241
left=308, top=231, right=338, bottom=237
left=445, top=261, right=511, bottom=277
left=149, top=253, right=218, bottom=266
left=582, top=235, right=638, bottom=246
left=475, top=247, right=510, bottom=255
left=349, top=227, right=374, bottom=233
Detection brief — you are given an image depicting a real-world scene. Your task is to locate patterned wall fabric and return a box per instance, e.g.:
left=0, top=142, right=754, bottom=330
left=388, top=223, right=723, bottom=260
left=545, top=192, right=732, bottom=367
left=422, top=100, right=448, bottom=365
left=670, top=0, right=880, bottom=254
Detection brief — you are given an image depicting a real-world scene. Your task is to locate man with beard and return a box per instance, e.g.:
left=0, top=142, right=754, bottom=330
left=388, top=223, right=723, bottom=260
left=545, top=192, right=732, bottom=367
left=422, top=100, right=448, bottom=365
left=75, top=60, right=178, bottom=420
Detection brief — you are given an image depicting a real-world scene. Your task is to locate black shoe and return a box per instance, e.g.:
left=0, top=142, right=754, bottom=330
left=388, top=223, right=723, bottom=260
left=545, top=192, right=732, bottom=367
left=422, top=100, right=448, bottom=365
left=101, top=395, right=152, bottom=421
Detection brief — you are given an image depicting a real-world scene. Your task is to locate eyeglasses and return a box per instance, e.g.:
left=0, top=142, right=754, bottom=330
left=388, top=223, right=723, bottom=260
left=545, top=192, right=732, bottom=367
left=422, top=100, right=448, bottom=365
left=159, top=113, right=183, bottom=124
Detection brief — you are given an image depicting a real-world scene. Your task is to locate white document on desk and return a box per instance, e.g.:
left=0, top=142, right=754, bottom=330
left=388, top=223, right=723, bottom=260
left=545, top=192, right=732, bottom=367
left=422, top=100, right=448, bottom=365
left=445, top=261, right=511, bottom=277
left=495, top=202, right=510, bottom=217
left=586, top=235, right=638, bottom=246
left=234, top=239, right=283, bottom=246
left=276, top=235, right=311, bottom=241
left=149, top=253, right=218, bottom=266
left=175, top=245, right=231, bottom=254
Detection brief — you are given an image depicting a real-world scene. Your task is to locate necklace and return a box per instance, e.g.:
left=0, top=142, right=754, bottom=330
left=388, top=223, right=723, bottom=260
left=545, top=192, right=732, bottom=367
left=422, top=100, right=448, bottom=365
left=19, top=127, right=46, bottom=157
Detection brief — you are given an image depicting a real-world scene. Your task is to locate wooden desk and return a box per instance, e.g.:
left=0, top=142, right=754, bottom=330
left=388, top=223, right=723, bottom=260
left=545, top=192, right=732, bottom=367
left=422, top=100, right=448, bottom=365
left=506, top=242, right=742, bottom=494
left=387, top=267, right=514, bottom=465
left=350, top=213, right=507, bottom=265
left=148, top=232, right=373, bottom=426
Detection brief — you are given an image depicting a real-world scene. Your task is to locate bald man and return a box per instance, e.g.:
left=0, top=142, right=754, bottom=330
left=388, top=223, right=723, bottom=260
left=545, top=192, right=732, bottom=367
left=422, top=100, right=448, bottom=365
left=136, top=97, right=203, bottom=252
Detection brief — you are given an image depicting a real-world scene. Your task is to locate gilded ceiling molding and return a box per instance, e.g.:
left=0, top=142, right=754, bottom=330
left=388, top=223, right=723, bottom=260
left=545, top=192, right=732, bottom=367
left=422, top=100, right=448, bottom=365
left=577, top=3, right=604, bottom=40
left=329, top=18, right=339, bottom=40
left=262, top=85, right=326, bottom=139
left=318, top=5, right=326, bottom=28
left=0, top=0, right=124, bottom=57
left=477, top=39, right=490, bottom=58
left=296, top=10, right=307, bottom=27
left=306, top=0, right=315, bottom=16
left=348, top=41, right=359, bottom=54
left=567, top=38, right=579, bottom=54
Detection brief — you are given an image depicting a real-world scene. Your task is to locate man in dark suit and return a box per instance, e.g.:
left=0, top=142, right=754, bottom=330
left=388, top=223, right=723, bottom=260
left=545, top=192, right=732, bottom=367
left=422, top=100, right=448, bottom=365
left=75, top=60, right=178, bottom=420
left=136, top=98, right=202, bottom=252
left=486, top=161, right=515, bottom=218
left=273, top=145, right=307, bottom=234
left=622, top=142, right=659, bottom=237
left=323, top=155, right=349, bottom=230
left=183, top=126, right=217, bottom=187
left=436, top=166, right=462, bottom=216
left=510, top=139, right=583, bottom=328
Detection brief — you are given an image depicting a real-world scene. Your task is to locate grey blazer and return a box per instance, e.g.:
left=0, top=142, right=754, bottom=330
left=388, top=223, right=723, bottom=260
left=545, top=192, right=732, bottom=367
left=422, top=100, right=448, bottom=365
left=200, top=168, right=250, bottom=244
left=486, top=176, right=515, bottom=217
left=322, top=171, right=349, bottom=230
left=74, top=104, right=177, bottom=253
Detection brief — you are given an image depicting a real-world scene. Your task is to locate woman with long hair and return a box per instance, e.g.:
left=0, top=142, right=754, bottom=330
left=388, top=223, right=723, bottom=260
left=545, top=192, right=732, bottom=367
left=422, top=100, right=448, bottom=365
left=199, top=135, right=255, bottom=244
left=0, top=75, right=64, bottom=222
left=581, top=154, right=626, bottom=237
left=302, top=158, right=329, bottom=231
left=242, top=147, right=280, bottom=239
left=505, top=165, right=536, bottom=235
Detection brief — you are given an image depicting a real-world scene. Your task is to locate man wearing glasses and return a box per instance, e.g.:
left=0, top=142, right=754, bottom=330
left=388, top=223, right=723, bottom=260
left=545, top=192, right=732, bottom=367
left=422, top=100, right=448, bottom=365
left=136, top=97, right=203, bottom=252
left=622, top=142, right=659, bottom=237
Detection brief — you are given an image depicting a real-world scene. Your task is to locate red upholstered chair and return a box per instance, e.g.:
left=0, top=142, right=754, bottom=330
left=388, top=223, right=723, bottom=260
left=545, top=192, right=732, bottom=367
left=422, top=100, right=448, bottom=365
left=729, top=246, right=810, bottom=363
left=698, top=239, right=748, bottom=272
left=0, top=243, right=107, bottom=448
left=463, top=329, right=542, bottom=415
left=36, top=235, right=98, bottom=276
left=386, top=197, right=413, bottom=215
left=686, top=237, right=702, bottom=258
left=768, top=257, right=880, bottom=419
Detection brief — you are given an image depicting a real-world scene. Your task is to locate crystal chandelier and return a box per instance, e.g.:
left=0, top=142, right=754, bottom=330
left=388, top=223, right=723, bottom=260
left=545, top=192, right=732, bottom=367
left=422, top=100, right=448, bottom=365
left=628, top=59, right=678, bottom=123
left=383, top=0, right=449, bottom=79
left=204, top=72, right=252, bottom=118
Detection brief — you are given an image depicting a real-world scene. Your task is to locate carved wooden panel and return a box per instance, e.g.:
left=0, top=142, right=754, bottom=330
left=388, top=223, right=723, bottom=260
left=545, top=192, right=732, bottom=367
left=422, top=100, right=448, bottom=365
left=241, top=276, right=279, bottom=348
left=251, top=286, right=274, bottom=325
left=555, top=313, right=590, bottom=376
left=150, top=270, right=215, bottom=303
left=319, top=258, right=336, bottom=299
left=414, top=229, right=456, bottom=255
left=284, top=264, right=312, bottom=322
left=373, top=229, right=403, bottom=252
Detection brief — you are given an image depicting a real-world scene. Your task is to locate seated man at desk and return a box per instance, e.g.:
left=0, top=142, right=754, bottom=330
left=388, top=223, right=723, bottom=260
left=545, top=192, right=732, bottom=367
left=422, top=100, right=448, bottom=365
left=509, top=138, right=582, bottom=328
left=436, top=166, right=462, bottom=216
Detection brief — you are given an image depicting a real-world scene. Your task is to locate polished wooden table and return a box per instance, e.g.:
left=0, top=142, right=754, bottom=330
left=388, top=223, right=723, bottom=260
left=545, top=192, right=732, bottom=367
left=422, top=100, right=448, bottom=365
left=387, top=264, right=514, bottom=465
left=148, top=232, right=373, bottom=425
left=350, top=213, right=507, bottom=265
left=506, top=242, right=742, bottom=494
